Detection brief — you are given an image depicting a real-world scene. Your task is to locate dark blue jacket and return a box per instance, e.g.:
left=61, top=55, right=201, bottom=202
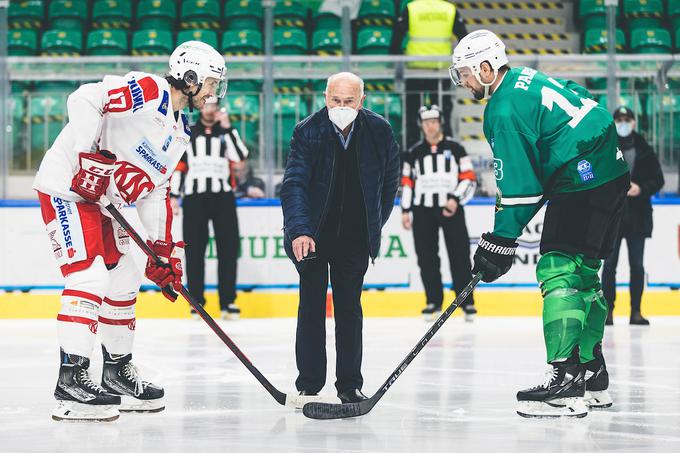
left=280, top=107, right=400, bottom=267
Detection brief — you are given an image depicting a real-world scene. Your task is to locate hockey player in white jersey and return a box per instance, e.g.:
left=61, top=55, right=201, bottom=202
left=33, top=41, right=227, bottom=422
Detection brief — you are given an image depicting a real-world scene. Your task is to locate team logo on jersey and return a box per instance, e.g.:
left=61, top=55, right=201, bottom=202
left=134, top=140, right=168, bottom=174
left=104, top=76, right=159, bottom=113
left=444, top=149, right=452, bottom=160
left=577, top=159, right=595, bottom=182
left=181, top=113, right=191, bottom=136
left=52, top=197, right=76, bottom=258
left=114, top=162, right=156, bottom=203
left=162, top=135, right=173, bottom=152
left=158, top=90, right=169, bottom=115
left=493, top=158, right=504, bottom=180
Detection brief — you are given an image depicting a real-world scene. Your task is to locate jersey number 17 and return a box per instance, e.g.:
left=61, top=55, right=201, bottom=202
left=540, top=77, right=598, bottom=128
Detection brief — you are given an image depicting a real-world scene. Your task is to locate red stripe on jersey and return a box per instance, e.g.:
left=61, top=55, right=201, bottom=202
left=62, top=289, right=103, bottom=305
left=458, top=170, right=477, bottom=181
left=138, top=76, right=159, bottom=102
left=98, top=316, right=136, bottom=327
left=38, top=191, right=56, bottom=224
left=57, top=314, right=98, bottom=325
left=401, top=176, right=415, bottom=188
left=103, top=297, right=136, bottom=307
left=164, top=187, right=172, bottom=241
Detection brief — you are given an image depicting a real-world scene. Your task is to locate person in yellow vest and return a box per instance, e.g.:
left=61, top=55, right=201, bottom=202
left=390, top=0, right=467, bottom=147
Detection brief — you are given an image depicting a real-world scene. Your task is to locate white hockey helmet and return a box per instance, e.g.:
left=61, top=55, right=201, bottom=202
left=449, top=30, right=508, bottom=95
left=169, top=41, right=227, bottom=99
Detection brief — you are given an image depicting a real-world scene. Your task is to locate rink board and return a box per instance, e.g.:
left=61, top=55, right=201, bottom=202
left=1, top=199, right=678, bottom=319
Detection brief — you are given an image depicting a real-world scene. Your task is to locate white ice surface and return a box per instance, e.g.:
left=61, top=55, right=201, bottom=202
left=2, top=317, right=680, bottom=453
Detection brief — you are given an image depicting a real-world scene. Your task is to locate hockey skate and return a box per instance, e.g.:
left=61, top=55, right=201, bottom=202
left=583, top=343, right=613, bottom=408
left=421, top=303, right=441, bottom=321
left=52, top=349, right=121, bottom=422
left=461, top=304, right=477, bottom=322
left=516, top=353, right=588, bottom=418
left=101, top=346, right=165, bottom=413
left=221, top=303, right=241, bottom=320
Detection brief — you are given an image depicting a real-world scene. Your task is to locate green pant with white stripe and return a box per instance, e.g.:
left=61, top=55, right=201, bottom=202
left=536, top=251, right=608, bottom=363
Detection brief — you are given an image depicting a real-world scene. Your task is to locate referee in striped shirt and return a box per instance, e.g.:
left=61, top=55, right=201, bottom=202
left=170, top=100, right=248, bottom=319
left=401, top=105, right=478, bottom=320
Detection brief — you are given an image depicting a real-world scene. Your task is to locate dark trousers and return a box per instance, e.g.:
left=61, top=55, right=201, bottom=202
left=405, top=78, right=453, bottom=147
left=602, top=234, right=646, bottom=313
left=412, top=205, right=474, bottom=308
left=183, top=191, right=239, bottom=310
left=295, top=239, right=369, bottom=394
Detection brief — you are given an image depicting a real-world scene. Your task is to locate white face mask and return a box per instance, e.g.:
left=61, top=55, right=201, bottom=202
left=328, top=106, right=358, bottom=130
left=616, top=121, right=633, bottom=138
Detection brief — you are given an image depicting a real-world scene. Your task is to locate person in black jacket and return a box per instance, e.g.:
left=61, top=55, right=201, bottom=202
left=602, top=106, right=664, bottom=326
left=280, top=72, right=400, bottom=404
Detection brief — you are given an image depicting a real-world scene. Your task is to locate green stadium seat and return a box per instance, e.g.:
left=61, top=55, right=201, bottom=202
left=41, top=29, right=83, bottom=55
left=583, top=28, right=626, bottom=53
left=10, top=94, right=27, bottom=171
left=274, top=0, right=306, bottom=28
left=137, top=0, right=176, bottom=31
left=131, top=29, right=173, bottom=55
left=87, top=29, right=128, bottom=55
left=229, top=80, right=262, bottom=93
left=177, top=29, right=218, bottom=49
left=29, top=92, right=68, bottom=164
left=365, top=93, right=402, bottom=138
left=670, top=0, right=680, bottom=32
left=312, top=29, right=342, bottom=55
left=631, top=27, right=671, bottom=53
left=274, top=28, right=308, bottom=55
left=623, top=0, right=663, bottom=30
left=399, top=0, right=414, bottom=13
left=224, top=0, right=262, bottom=30
left=92, top=0, right=133, bottom=29
left=222, top=29, right=263, bottom=55
left=48, top=0, right=88, bottom=30
left=364, top=79, right=395, bottom=92
left=356, top=27, right=392, bottom=55
left=180, top=0, right=221, bottom=30
left=357, top=0, right=395, bottom=28
left=8, top=0, right=43, bottom=29
left=579, top=0, right=608, bottom=30
left=8, top=29, right=38, bottom=56
left=275, top=94, right=309, bottom=165
left=227, top=94, right=260, bottom=151
left=313, top=9, right=340, bottom=31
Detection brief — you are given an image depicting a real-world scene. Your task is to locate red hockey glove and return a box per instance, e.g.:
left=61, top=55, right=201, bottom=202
left=145, top=240, right=185, bottom=302
left=70, top=150, right=117, bottom=202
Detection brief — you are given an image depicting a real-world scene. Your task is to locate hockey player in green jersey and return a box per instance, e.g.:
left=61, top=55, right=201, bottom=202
left=450, top=30, right=630, bottom=418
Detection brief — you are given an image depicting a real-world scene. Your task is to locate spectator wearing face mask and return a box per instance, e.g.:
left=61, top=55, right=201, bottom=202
left=602, top=106, right=665, bottom=326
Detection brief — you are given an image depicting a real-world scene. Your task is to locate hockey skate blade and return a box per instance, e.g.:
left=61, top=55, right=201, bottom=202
left=584, top=390, right=613, bottom=409
left=52, top=401, right=120, bottom=422
left=119, top=395, right=165, bottom=413
left=285, top=394, right=339, bottom=410
left=516, top=398, right=588, bottom=418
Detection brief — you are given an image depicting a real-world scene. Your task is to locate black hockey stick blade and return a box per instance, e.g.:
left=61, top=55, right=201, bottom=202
left=99, top=197, right=290, bottom=407
left=303, top=272, right=483, bottom=420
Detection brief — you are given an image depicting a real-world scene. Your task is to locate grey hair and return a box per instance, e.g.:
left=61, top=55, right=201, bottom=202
left=325, top=72, right=364, bottom=97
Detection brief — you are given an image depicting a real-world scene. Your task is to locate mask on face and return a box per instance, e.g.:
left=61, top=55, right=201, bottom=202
left=328, top=106, right=358, bottom=130
left=616, top=121, right=633, bottom=137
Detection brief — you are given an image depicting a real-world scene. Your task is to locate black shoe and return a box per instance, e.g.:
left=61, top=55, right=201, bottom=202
left=101, top=345, right=165, bottom=412
left=605, top=311, right=613, bottom=326
left=421, top=304, right=441, bottom=320
left=630, top=311, right=650, bottom=325
left=298, top=390, right=318, bottom=396
left=222, top=303, right=241, bottom=320
left=461, top=304, right=477, bottom=322
left=338, top=389, right=368, bottom=404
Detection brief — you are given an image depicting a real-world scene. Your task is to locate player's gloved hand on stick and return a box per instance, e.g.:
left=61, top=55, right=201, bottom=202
left=145, top=240, right=185, bottom=302
left=70, top=150, right=117, bottom=202
left=472, top=232, right=518, bottom=282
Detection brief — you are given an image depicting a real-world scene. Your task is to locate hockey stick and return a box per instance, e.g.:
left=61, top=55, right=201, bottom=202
left=302, top=272, right=483, bottom=420
left=100, top=196, right=305, bottom=408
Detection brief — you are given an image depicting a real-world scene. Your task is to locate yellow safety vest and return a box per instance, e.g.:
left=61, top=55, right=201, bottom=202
left=405, top=0, right=456, bottom=69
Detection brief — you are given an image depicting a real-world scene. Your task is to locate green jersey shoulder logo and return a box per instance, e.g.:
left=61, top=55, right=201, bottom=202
left=493, top=158, right=504, bottom=180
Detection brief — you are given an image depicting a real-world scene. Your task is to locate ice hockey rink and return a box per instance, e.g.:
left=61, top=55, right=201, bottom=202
left=2, top=315, right=680, bottom=452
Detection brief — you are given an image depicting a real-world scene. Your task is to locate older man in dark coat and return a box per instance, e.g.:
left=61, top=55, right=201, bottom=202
left=280, top=72, right=400, bottom=403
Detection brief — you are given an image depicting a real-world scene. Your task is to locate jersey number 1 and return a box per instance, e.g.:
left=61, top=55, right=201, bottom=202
left=541, top=78, right=597, bottom=128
